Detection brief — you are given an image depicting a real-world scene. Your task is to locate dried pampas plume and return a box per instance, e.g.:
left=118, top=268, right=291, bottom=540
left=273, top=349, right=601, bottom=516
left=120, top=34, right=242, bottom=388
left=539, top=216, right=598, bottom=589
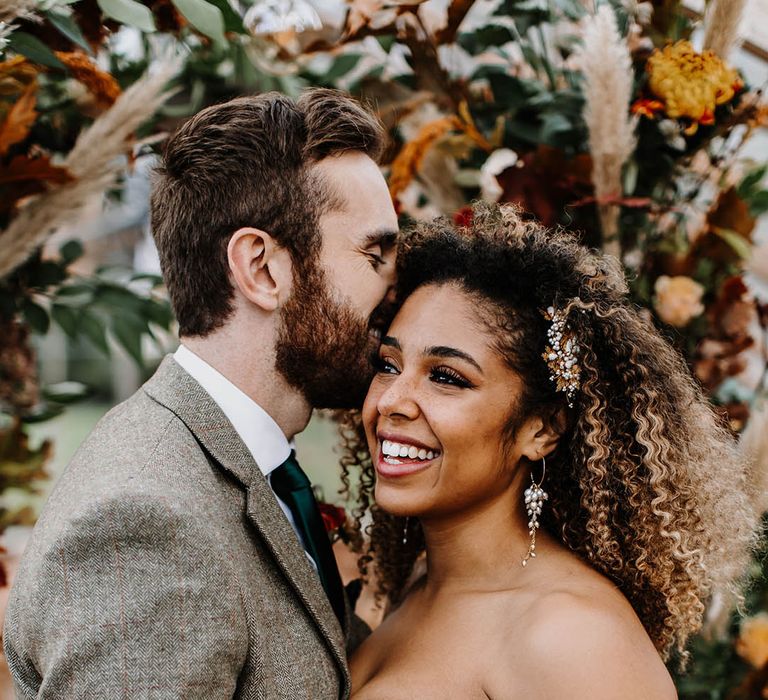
left=740, top=401, right=768, bottom=516
left=703, top=0, right=747, bottom=60
left=703, top=400, right=768, bottom=639
left=0, top=58, right=181, bottom=279
left=575, top=5, right=637, bottom=259
left=0, top=0, right=37, bottom=23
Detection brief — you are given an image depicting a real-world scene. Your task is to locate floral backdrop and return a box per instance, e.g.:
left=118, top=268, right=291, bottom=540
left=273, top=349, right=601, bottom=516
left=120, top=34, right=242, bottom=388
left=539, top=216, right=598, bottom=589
left=0, top=0, right=766, bottom=696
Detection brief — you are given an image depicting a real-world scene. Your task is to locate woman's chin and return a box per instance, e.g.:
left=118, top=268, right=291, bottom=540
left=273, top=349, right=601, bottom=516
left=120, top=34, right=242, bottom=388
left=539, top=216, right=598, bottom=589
left=374, top=484, right=424, bottom=519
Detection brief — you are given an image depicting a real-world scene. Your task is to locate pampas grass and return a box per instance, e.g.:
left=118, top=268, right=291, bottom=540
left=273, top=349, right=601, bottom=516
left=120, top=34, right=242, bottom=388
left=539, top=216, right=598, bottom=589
left=0, top=0, right=37, bottom=23
left=703, top=400, right=768, bottom=638
left=0, top=58, right=181, bottom=279
left=703, top=0, right=747, bottom=60
left=741, top=401, right=768, bottom=516
left=575, top=4, right=637, bottom=259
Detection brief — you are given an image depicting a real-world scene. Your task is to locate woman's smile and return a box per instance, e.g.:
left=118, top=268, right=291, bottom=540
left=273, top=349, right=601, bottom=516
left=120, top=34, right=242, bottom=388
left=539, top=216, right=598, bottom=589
left=375, top=433, right=442, bottom=478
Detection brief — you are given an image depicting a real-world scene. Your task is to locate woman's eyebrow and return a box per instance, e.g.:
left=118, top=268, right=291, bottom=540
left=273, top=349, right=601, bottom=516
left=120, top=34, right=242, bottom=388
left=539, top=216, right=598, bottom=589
left=381, top=336, right=401, bottom=349
left=425, top=346, right=483, bottom=373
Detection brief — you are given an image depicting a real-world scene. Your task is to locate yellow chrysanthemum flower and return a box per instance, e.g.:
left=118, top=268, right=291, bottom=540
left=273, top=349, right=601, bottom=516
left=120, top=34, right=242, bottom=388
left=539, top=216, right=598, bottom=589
left=643, top=40, right=743, bottom=134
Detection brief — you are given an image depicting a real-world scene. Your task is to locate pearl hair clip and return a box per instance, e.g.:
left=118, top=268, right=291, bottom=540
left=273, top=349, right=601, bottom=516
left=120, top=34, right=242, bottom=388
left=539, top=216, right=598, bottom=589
left=541, top=306, right=581, bottom=407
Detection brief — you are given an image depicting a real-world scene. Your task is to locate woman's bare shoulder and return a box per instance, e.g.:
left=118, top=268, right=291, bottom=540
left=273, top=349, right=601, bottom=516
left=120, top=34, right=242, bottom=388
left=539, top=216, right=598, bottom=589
left=492, top=587, right=677, bottom=700
left=490, top=576, right=677, bottom=700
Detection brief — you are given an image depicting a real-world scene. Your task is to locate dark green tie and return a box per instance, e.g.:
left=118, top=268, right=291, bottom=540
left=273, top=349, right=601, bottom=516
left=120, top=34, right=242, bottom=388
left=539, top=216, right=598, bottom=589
left=270, top=453, right=346, bottom=626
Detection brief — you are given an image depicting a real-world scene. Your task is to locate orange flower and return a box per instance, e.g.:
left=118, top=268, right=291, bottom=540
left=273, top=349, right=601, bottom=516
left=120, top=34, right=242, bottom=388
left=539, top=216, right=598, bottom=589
left=737, top=613, right=768, bottom=669
left=644, top=40, right=743, bottom=134
left=631, top=98, right=664, bottom=118
left=54, top=51, right=121, bottom=109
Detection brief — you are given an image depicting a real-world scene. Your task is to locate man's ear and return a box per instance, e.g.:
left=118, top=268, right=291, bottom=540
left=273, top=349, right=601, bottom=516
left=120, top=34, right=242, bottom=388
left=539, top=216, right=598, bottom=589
left=227, top=227, right=293, bottom=312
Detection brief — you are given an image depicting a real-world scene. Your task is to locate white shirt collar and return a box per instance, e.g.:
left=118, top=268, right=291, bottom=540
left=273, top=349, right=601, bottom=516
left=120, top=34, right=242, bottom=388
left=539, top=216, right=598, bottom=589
left=173, top=344, right=291, bottom=477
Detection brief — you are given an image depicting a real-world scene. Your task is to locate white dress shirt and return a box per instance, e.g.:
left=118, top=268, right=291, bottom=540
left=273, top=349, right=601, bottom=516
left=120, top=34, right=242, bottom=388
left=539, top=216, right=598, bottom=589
left=174, top=344, right=315, bottom=566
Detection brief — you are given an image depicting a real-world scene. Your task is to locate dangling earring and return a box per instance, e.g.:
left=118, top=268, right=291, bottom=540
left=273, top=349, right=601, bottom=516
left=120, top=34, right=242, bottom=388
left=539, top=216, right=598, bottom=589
left=402, top=516, right=410, bottom=545
left=522, top=456, right=548, bottom=567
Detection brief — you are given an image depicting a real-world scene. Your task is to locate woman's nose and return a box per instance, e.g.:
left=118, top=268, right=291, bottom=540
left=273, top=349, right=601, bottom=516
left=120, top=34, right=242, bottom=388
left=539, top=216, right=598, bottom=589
left=377, top=374, right=420, bottom=420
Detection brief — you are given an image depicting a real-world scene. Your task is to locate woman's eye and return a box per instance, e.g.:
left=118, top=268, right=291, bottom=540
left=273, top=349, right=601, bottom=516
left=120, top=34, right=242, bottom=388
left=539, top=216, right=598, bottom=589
left=373, top=356, right=399, bottom=374
left=430, top=366, right=472, bottom=388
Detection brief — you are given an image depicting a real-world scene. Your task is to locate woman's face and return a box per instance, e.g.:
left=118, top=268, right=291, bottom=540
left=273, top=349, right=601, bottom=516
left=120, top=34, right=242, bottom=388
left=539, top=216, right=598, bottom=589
left=363, top=283, right=535, bottom=520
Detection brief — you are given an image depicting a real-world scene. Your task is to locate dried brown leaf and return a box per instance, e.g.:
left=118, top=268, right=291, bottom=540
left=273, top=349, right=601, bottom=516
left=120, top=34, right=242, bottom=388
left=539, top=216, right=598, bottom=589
left=0, top=82, right=37, bottom=156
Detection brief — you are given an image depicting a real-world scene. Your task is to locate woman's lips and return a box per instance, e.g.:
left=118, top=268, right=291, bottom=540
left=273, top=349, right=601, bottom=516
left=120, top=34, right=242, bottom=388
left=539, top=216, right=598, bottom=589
left=375, top=448, right=438, bottom=478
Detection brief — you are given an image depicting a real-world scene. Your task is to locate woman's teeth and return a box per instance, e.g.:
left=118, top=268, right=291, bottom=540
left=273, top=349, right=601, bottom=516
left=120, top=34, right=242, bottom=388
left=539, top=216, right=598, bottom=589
left=381, top=439, right=437, bottom=463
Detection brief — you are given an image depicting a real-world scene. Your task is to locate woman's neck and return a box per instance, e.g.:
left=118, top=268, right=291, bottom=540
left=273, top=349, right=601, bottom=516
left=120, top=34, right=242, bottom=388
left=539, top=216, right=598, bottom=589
left=419, top=485, right=548, bottom=595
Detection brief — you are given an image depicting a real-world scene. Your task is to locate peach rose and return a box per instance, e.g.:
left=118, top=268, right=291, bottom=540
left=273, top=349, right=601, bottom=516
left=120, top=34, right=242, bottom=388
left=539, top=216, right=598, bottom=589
left=653, top=275, right=705, bottom=327
left=737, top=612, right=768, bottom=669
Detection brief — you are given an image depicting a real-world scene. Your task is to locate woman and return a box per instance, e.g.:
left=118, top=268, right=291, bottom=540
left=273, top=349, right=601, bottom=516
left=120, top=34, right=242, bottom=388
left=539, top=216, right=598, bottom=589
left=341, top=202, right=757, bottom=698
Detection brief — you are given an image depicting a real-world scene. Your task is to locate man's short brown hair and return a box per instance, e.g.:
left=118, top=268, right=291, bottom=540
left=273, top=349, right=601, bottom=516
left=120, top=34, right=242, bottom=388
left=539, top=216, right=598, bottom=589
left=150, top=89, right=385, bottom=337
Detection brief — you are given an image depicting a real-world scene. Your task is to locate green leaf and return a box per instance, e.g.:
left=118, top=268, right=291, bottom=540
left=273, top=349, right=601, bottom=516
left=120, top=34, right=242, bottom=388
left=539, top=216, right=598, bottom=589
left=172, top=0, right=227, bottom=47
left=487, top=74, right=541, bottom=109
left=94, top=287, right=146, bottom=316
left=130, top=272, right=165, bottom=286
left=712, top=227, right=752, bottom=260
left=142, top=298, right=174, bottom=328
left=737, top=164, right=767, bottom=198
left=7, top=32, right=66, bottom=69
left=21, top=299, right=50, bottom=334
left=51, top=304, right=79, bottom=337
left=96, top=0, right=156, bottom=32
left=53, top=284, right=94, bottom=307
left=204, top=0, right=245, bottom=33
left=44, top=9, right=93, bottom=54
left=748, top=190, right=768, bottom=217
left=111, top=314, right=146, bottom=366
left=59, top=239, right=84, bottom=264
left=29, top=261, right=67, bottom=289
left=325, top=54, right=362, bottom=82
left=21, top=401, right=64, bottom=423
left=80, top=311, right=110, bottom=355
left=43, top=381, right=89, bottom=404
left=540, top=113, right=573, bottom=142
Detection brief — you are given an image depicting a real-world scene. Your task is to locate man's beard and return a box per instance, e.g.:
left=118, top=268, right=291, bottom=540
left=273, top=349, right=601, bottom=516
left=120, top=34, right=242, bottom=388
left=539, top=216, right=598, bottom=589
left=275, top=260, right=381, bottom=409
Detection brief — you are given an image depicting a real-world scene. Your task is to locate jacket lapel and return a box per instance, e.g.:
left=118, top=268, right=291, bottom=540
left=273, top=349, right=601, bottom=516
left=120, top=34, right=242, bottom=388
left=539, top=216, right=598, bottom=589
left=143, top=356, right=350, bottom=693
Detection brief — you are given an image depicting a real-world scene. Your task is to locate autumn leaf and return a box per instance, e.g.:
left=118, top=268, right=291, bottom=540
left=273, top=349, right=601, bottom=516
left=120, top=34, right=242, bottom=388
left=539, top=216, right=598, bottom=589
left=346, top=0, right=385, bottom=36
left=0, top=56, right=38, bottom=98
left=54, top=51, right=121, bottom=108
left=389, top=115, right=461, bottom=200
left=0, top=82, right=38, bottom=157
left=0, top=154, right=74, bottom=217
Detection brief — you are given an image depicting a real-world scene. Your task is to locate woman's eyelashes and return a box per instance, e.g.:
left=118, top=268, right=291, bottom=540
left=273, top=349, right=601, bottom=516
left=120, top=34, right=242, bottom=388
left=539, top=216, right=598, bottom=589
left=372, top=355, right=399, bottom=374
left=373, top=355, right=474, bottom=389
left=429, top=366, right=474, bottom=388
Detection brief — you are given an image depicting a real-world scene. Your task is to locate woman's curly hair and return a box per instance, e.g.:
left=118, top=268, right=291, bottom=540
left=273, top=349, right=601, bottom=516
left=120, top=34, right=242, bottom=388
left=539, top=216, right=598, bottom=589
left=338, top=201, right=758, bottom=661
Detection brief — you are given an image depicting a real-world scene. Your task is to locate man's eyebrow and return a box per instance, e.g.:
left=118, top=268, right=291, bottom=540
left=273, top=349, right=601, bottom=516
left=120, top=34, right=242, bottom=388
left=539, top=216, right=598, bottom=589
left=362, top=229, right=398, bottom=249
left=381, top=336, right=401, bottom=349
left=425, top=346, right=483, bottom=373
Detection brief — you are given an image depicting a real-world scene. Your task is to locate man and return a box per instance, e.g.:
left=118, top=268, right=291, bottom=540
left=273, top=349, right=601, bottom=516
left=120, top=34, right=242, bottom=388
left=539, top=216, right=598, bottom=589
left=4, top=89, right=399, bottom=699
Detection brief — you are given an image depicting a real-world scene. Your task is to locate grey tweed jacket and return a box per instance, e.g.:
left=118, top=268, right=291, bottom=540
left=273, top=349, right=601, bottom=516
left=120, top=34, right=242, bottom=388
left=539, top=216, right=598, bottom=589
left=3, top=357, right=362, bottom=699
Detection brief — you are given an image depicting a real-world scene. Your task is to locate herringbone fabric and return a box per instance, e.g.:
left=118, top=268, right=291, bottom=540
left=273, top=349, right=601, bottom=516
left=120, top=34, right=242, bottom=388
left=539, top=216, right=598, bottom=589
left=3, top=357, right=359, bottom=699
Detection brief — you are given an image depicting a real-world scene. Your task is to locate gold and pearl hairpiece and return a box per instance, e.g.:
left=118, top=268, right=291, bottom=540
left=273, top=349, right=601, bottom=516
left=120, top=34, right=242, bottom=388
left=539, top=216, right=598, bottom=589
left=541, top=306, right=581, bottom=407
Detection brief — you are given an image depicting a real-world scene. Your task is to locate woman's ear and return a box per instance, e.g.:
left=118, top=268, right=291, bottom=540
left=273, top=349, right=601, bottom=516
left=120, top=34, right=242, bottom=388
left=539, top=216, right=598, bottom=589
left=228, top=227, right=293, bottom=312
left=519, top=407, right=566, bottom=462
